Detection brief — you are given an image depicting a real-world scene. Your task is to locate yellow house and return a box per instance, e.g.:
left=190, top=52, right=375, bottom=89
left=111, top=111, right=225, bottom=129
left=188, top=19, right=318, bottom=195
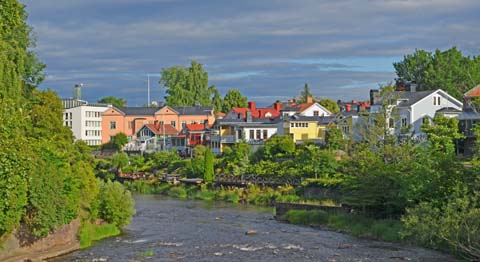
left=282, top=116, right=336, bottom=144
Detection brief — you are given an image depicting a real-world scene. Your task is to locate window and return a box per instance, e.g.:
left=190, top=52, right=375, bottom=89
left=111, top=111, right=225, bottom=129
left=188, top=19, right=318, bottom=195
left=128, top=121, right=132, bottom=129
left=401, top=117, right=408, bottom=127
left=250, top=130, right=254, bottom=139
left=313, top=111, right=319, bottom=116
left=159, top=121, right=164, bottom=125
left=290, top=123, right=294, bottom=128
left=388, top=118, right=394, bottom=128
left=110, top=121, right=116, bottom=130
left=305, top=123, right=309, bottom=128
left=191, top=120, right=195, bottom=124
left=170, top=121, right=176, bottom=128
left=437, top=96, right=441, bottom=105
left=182, top=121, right=187, bottom=128
left=70, top=112, right=72, bottom=119
left=342, top=125, right=350, bottom=134
left=295, top=123, right=299, bottom=127
left=263, top=130, right=268, bottom=139
left=64, top=121, right=68, bottom=126
left=85, top=130, right=88, bottom=136
left=256, top=130, right=261, bottom=139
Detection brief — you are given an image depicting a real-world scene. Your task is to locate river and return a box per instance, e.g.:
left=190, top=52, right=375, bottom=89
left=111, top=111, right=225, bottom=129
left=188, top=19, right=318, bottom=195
left=50, top=194, right=457, bottom=262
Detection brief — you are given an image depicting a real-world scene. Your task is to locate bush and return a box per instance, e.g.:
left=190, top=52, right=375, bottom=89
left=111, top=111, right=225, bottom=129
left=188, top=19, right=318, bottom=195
left=282, top=210, right=329, bottom=225
left=98, top=180, right=135, bottom=227
left=167, top=186, right=188, bottom=199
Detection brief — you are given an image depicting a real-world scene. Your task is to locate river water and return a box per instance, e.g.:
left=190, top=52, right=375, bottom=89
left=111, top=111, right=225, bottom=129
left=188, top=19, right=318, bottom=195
left=50, top=195, right=456, bottom=262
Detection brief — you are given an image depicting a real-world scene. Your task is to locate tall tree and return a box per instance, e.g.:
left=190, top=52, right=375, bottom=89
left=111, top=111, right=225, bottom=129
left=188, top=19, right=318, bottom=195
left=160, top=61, right=214, bottom=106
left=394, top=47, right=480, bottom=99
left=222, top=89, right=248, bottom=113
left=97, top=96, right=126, bottom=107
left=211, top=88, right=223, bottom=113
left=203, top=148, right=214, bottom=183
left=297, top=82, right=313, bottom=103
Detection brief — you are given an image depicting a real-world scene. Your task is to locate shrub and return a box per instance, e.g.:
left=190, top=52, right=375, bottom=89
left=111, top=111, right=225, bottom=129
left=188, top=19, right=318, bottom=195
left=79, top=221, right=120, bottom=249
left=98, top=180, right=135, bottom=227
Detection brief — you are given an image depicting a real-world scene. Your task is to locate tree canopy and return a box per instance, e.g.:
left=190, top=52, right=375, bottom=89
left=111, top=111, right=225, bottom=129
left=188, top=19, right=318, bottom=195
left=319, top=98, right=339, bottom=114
left=160, top=61, right=215, bottom=106
left=97, top=96, right=126, bottom=107
left=222, top=89, right=248, bottom=113
left=393, top=47, right=480, bottom=99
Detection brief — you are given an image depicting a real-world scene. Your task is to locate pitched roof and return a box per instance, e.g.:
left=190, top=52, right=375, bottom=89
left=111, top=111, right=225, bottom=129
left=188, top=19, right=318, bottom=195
left=465, top=84, right=480, bottom=97
left=395, top=90, right=436, bottom=107
left=171, top=106, right=213, bottom=115
left=118, top=107, right=160, bottom=115
left=144, top=124, right=178, bottom=135
left=185, top=123, right=207, bottom=131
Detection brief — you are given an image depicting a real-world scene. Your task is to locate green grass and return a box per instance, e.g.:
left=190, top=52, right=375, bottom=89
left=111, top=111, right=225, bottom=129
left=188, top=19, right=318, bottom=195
left=282, top=210, right=404, bottom=242
left=167, top=186, right=188, bottom=199
left=79, top=221, right=120, bottom=249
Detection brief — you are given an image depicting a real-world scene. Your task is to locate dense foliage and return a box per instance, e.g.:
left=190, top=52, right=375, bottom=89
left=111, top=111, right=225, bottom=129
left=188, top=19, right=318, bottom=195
left=0, top=1, right=134, bottom=240
left=394, top=47, right=480, bottom=99
left=97, top=96, right=127, bottom=107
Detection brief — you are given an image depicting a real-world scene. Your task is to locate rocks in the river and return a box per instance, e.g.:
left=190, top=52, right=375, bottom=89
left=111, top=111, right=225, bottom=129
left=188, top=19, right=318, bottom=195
left=245, top=230, right=257, bottom=235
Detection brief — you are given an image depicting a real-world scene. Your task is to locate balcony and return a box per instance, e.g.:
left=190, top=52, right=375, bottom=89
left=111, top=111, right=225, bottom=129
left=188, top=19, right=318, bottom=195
left=220, top=135, right=237, bottom=143
left=246, top=139, right=265, bottom=145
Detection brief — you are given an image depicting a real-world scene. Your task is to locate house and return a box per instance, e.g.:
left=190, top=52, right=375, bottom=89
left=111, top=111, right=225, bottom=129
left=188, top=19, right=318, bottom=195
left=135, top=122, right=178, bottom=152
left=226, top=101, right=281, bottom=119
left=171, top=123, right=213, bottom=155
left=211, top=113, right=281, bottom=154
left=279, top=96, right=332, bottom=117
left=369, top=83, right=463, bottom=141
left=279, top=115, right=337, bottom=144
left=101, top=105, right=215, bottom=145
left=62, top=98, right=111, bottom=146
left=459, top=84, right=480, bottom=155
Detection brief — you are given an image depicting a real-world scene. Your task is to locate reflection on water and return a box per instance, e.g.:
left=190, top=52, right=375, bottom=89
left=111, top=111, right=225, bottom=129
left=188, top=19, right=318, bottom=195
left=50, top=194, right=456, bottom=262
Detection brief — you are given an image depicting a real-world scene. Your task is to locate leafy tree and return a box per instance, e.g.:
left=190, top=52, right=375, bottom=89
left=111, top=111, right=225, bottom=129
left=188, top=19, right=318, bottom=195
left=422, top=115, right=464, bottom=154
left=221, top=142, right=250, bottom=176
left=263, top=135, right=296, bottom=159
left=394, top=47, right=480, bottom=99
left=112, top=152, right=129, bottom=174
left=297, top=82, right=313, bottom=103
left=325, top=127, right=346, bottom=150
left=203, top=148, right=214, bottom=183
left=102, top=133, right=128, bottom=151
left=211, top=88, right=223, bottom=113
left=222, top=89, right=248, bottom=113
left=296, top=145, right=337, bottom=179
left=160, top=61, right=214, bottom=106
left=97, top=96, right=127, bottom=107
left=318, top=98, right=339, bottom=114
left=98, top=180, right=135, bottom=227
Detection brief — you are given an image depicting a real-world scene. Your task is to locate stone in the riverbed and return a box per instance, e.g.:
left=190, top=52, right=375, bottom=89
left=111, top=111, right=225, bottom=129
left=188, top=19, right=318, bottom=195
left=214, top=252, right=223, bottom=256
left=245, top=230, right=257, bottom=235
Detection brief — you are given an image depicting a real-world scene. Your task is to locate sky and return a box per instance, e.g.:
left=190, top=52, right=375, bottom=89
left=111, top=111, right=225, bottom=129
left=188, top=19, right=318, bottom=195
left=22, top=0, right=480, bottom=106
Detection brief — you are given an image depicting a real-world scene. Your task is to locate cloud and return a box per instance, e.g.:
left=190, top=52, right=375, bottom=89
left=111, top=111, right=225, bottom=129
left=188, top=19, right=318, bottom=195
left=20, top=0, right=480, bottom=105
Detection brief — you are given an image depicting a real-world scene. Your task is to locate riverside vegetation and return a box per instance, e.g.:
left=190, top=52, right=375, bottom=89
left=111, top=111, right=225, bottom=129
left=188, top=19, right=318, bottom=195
left=0, top=0, right=135, bottom=251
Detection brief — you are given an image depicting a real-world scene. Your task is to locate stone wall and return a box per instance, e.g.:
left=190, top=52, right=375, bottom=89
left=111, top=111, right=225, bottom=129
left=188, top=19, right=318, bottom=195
left=0, top=219, right=80, bottom=262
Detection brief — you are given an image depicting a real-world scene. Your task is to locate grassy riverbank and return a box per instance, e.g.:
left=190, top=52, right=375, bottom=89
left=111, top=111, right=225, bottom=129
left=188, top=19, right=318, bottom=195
left=78, top=221, right=121, bottom=249
left=282, top=210, right=404, bottom=242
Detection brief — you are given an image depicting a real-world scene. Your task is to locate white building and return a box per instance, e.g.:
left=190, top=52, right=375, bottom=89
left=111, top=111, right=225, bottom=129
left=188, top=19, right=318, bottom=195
left=62, top=99, right=111, bottom=146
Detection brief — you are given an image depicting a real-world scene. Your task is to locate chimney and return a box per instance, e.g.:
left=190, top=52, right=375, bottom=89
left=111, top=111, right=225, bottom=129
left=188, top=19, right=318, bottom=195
left=274, top=101, right=281, bottom=112
left=410, top=82, right=417, bottom=92
left=306, top=95, right=313, bottom=104
left=246, top=110, right=252, bottom=122
left=370, top=89, right=380, bottom=105
left=248, top=101, right=256, bottom=112
left=345, top=104, right=351, bottom=112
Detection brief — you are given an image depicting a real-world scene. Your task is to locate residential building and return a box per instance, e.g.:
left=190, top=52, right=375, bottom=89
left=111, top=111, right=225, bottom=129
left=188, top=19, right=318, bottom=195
left=369, top=83, right=463, bottom=141
left=459, top=84, right=480, bottom=155
left=279, top=115, right=337, bottom=144
left=171, top=123, right=213, bottom=155
left=135, top=122, right=178, bottom=152
left=279, top=96, right=332, bottom=117
left=101, top=105, right=215, bottom=144
left=226, top=101, right=281, bottom=119
left=62, top=99, right=111, bottom=146
left=211, top=114, right=280, bottom=154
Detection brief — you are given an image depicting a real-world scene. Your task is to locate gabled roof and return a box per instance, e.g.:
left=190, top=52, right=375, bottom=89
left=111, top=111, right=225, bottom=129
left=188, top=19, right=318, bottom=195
left=465, top=84, right=480, bottom=97
left=142, top=124, right=178, bottom=135
left=395, top=90, right=436, bottom=107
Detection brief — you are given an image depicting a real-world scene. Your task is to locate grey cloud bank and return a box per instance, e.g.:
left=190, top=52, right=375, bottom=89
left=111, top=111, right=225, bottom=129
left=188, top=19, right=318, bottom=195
left=22, top=0, right=480, bottom=106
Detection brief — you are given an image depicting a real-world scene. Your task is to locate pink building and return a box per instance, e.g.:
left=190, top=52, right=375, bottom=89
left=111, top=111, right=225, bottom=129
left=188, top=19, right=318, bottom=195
left=101, top=105, right=215, bottom=143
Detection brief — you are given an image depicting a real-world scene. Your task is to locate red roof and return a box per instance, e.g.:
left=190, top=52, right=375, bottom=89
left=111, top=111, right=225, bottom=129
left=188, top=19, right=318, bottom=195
left=144, top=124, right=178, bottom=135
left=465, top=84, right=480, bottom=97
left=186, top=123, right=207, bottom=131
left=232, top=107, right=280, bottom=118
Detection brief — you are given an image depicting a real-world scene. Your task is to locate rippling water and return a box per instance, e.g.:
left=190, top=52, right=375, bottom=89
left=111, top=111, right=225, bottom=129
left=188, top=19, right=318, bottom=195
left=50, top=194, right=456, bottom=262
